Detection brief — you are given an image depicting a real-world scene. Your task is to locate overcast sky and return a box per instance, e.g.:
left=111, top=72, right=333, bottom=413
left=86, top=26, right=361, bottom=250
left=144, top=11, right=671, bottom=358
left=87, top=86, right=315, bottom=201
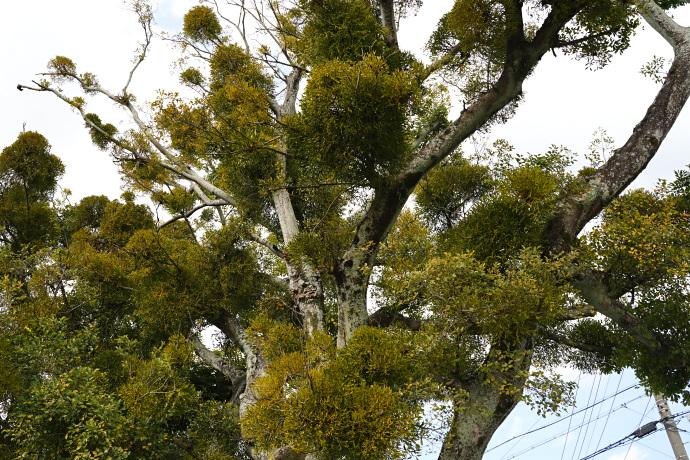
left=2, top=1, right=690, bottom=459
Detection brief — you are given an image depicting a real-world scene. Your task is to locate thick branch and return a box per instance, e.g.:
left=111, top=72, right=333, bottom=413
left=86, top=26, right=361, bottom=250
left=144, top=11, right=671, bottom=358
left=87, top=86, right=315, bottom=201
left=635, top=0, right=689, bottom=49
left=368, top=309, right=424, bottom=331
left=189, top=333, right=246, bottom=405
left=189, top=333, right=246, bottom=386
left=378, top=0, right=398, bottom=48
left=545, top=29, right=690, bottom=254
left=214, top=312, right=251, bottom=356
left=334, top=5, right=580, bottom=346
left=157, top=200, right=227, bottom=229
left=540, top=328, right=612, bottom=355
left=572, top=271, right=661, bottom=353
left=417, top=43, right=467, bottom=83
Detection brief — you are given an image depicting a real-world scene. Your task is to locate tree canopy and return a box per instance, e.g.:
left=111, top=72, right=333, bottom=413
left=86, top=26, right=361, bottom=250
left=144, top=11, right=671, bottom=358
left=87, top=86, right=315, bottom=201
left=6, top=1, right=690, bottom=459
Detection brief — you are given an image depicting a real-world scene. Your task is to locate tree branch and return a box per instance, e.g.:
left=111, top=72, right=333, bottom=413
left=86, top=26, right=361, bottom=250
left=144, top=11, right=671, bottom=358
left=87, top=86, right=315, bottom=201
left=188, top=333, right=246, bottom=405
left=540, top=328, right=612, bottom=355
left=20, top=78, right=242, bottom=210
left=418, top=43, right=468, bottom=83
left=544, top=15, right=690, bottom=254
left=635, top=0, right=689, bottom=49
left=554, top=26, right=622, bottom=49
left=572, top=271, right=661, bottom=353
left=123, top=2, right=154, bottom=94
left=377, top=0, right=398, bottom=48
left=156, top=200, right=227, bottom=229
left=334, top=5, right=581, bottom=346
left=189, top=333, right=245, bottom=385
left=368, top=309, right=424, bottom=331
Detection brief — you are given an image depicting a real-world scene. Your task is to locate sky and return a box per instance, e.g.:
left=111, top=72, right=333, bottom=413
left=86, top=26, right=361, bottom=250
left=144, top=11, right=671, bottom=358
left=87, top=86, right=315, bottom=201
left=2, top=1, right=690, bottom=459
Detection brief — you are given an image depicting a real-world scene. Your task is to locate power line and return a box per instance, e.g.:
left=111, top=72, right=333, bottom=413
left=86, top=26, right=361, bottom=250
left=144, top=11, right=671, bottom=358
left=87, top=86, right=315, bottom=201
left=576, top=373, right=604, bottom=460
left=494, top=395, right=649, bottom=460
left=623, top=395, right=653, bottom=460
left=486, top=382, right=641, bottom=453
left=561, top=372, right=582, bottom=460
left=580, top=403, right=690, bottom=460
left=594, top=371, right=624, bottom=452
left=572, top=373, right=598, bottom=460
left=579, top=426, right=666, bottom=460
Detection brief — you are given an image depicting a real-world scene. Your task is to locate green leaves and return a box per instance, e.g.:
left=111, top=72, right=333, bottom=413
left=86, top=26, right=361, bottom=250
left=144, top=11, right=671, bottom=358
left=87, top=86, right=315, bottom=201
left=183, top=6, right=222, bottom=44
left=0, top=131, right=64, bottom=252
left=244, top=326, right=425, bottom=459
left=299, top=0, right=386, bottom=64
left=289, top=54, right=417, bottom=186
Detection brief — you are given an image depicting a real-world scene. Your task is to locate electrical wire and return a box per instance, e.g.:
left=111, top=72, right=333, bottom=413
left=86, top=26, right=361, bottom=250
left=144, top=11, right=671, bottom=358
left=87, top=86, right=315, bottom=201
left=499, top=418, right=541, bottom=460
left=584, top=373, right=611, bottom=455
left=579, top=426, right=666, bottom=460
left=561, top=372, right=582, bottom=460
left=491, top=394, right=649, bottom=460
left=486, top=381, right=641, bottom=453
left=594, top=370, right=624, bottom=452
left=571, top=374, right=598, bottom=460
left=635, top=440, right=675, bottom=459
left=623, top=396, right=653, bottom=460
left=580, top=404, right=690, bottom=460
left=576, top=374, right=604, bottom=460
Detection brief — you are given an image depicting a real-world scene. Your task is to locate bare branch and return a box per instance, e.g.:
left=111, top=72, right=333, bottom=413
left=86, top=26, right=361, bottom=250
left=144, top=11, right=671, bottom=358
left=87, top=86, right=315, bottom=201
left=123, top=2, right=154, bottom=93
left=418, top=43, right=468, bottom=83
left=189, top=333, right=246, bottom=385
left=247, top=233, right=286, bottom=259
left=188, top=333, right=246, bottom=405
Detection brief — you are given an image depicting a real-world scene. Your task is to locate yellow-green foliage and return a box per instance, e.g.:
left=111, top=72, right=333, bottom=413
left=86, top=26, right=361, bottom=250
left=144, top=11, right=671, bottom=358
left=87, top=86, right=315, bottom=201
left=289, top=54, right=417, bottom=186
left=126, top=222, right=264, bottom=336
left=119, top=335, right=198, bottom=422
left=559, top=1, right=639, bottom=68
left=445, top=162, right=564, bottom=264
left=83, top=113, right=118, bottom=150
left=576, top=188, right=690, bottom=397
left=445, top=0, right=511, bottom=57
left=415, top=154, right=493, bottom=231
left=156, top=43, right=278, bottom=223
left=398, top=249, right=572, bottom=340
left=0, top=132, right=65, bottom=252
left=98, top=198, right=154, bottom=247
left=183, top=5, right=222, bottom=43
left=582, top=188, right=690, bottom=290
left=186, top=401, right=246, bottom=459
left=285, top=218, right=352, bottom=273
left=244, top=326, right=425, bottom=459
left=9, top=367, right=131, bottom=460
left=299, top=0, right=386, bottom=64
left=375, top=210, right=435, bottom=314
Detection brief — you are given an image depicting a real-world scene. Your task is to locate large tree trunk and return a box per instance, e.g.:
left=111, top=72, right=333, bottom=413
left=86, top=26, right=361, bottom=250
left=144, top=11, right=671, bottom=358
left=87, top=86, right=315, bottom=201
left=438, top=380, right=523, bottom=460
left=440, top=338, right=532, bottom=460
left=287, top=263, right=325, bottom=336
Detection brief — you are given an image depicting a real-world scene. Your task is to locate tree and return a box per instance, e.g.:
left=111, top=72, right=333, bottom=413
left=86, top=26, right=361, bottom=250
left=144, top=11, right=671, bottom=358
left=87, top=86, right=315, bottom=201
left=9, top=0, right=690, bottom=459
